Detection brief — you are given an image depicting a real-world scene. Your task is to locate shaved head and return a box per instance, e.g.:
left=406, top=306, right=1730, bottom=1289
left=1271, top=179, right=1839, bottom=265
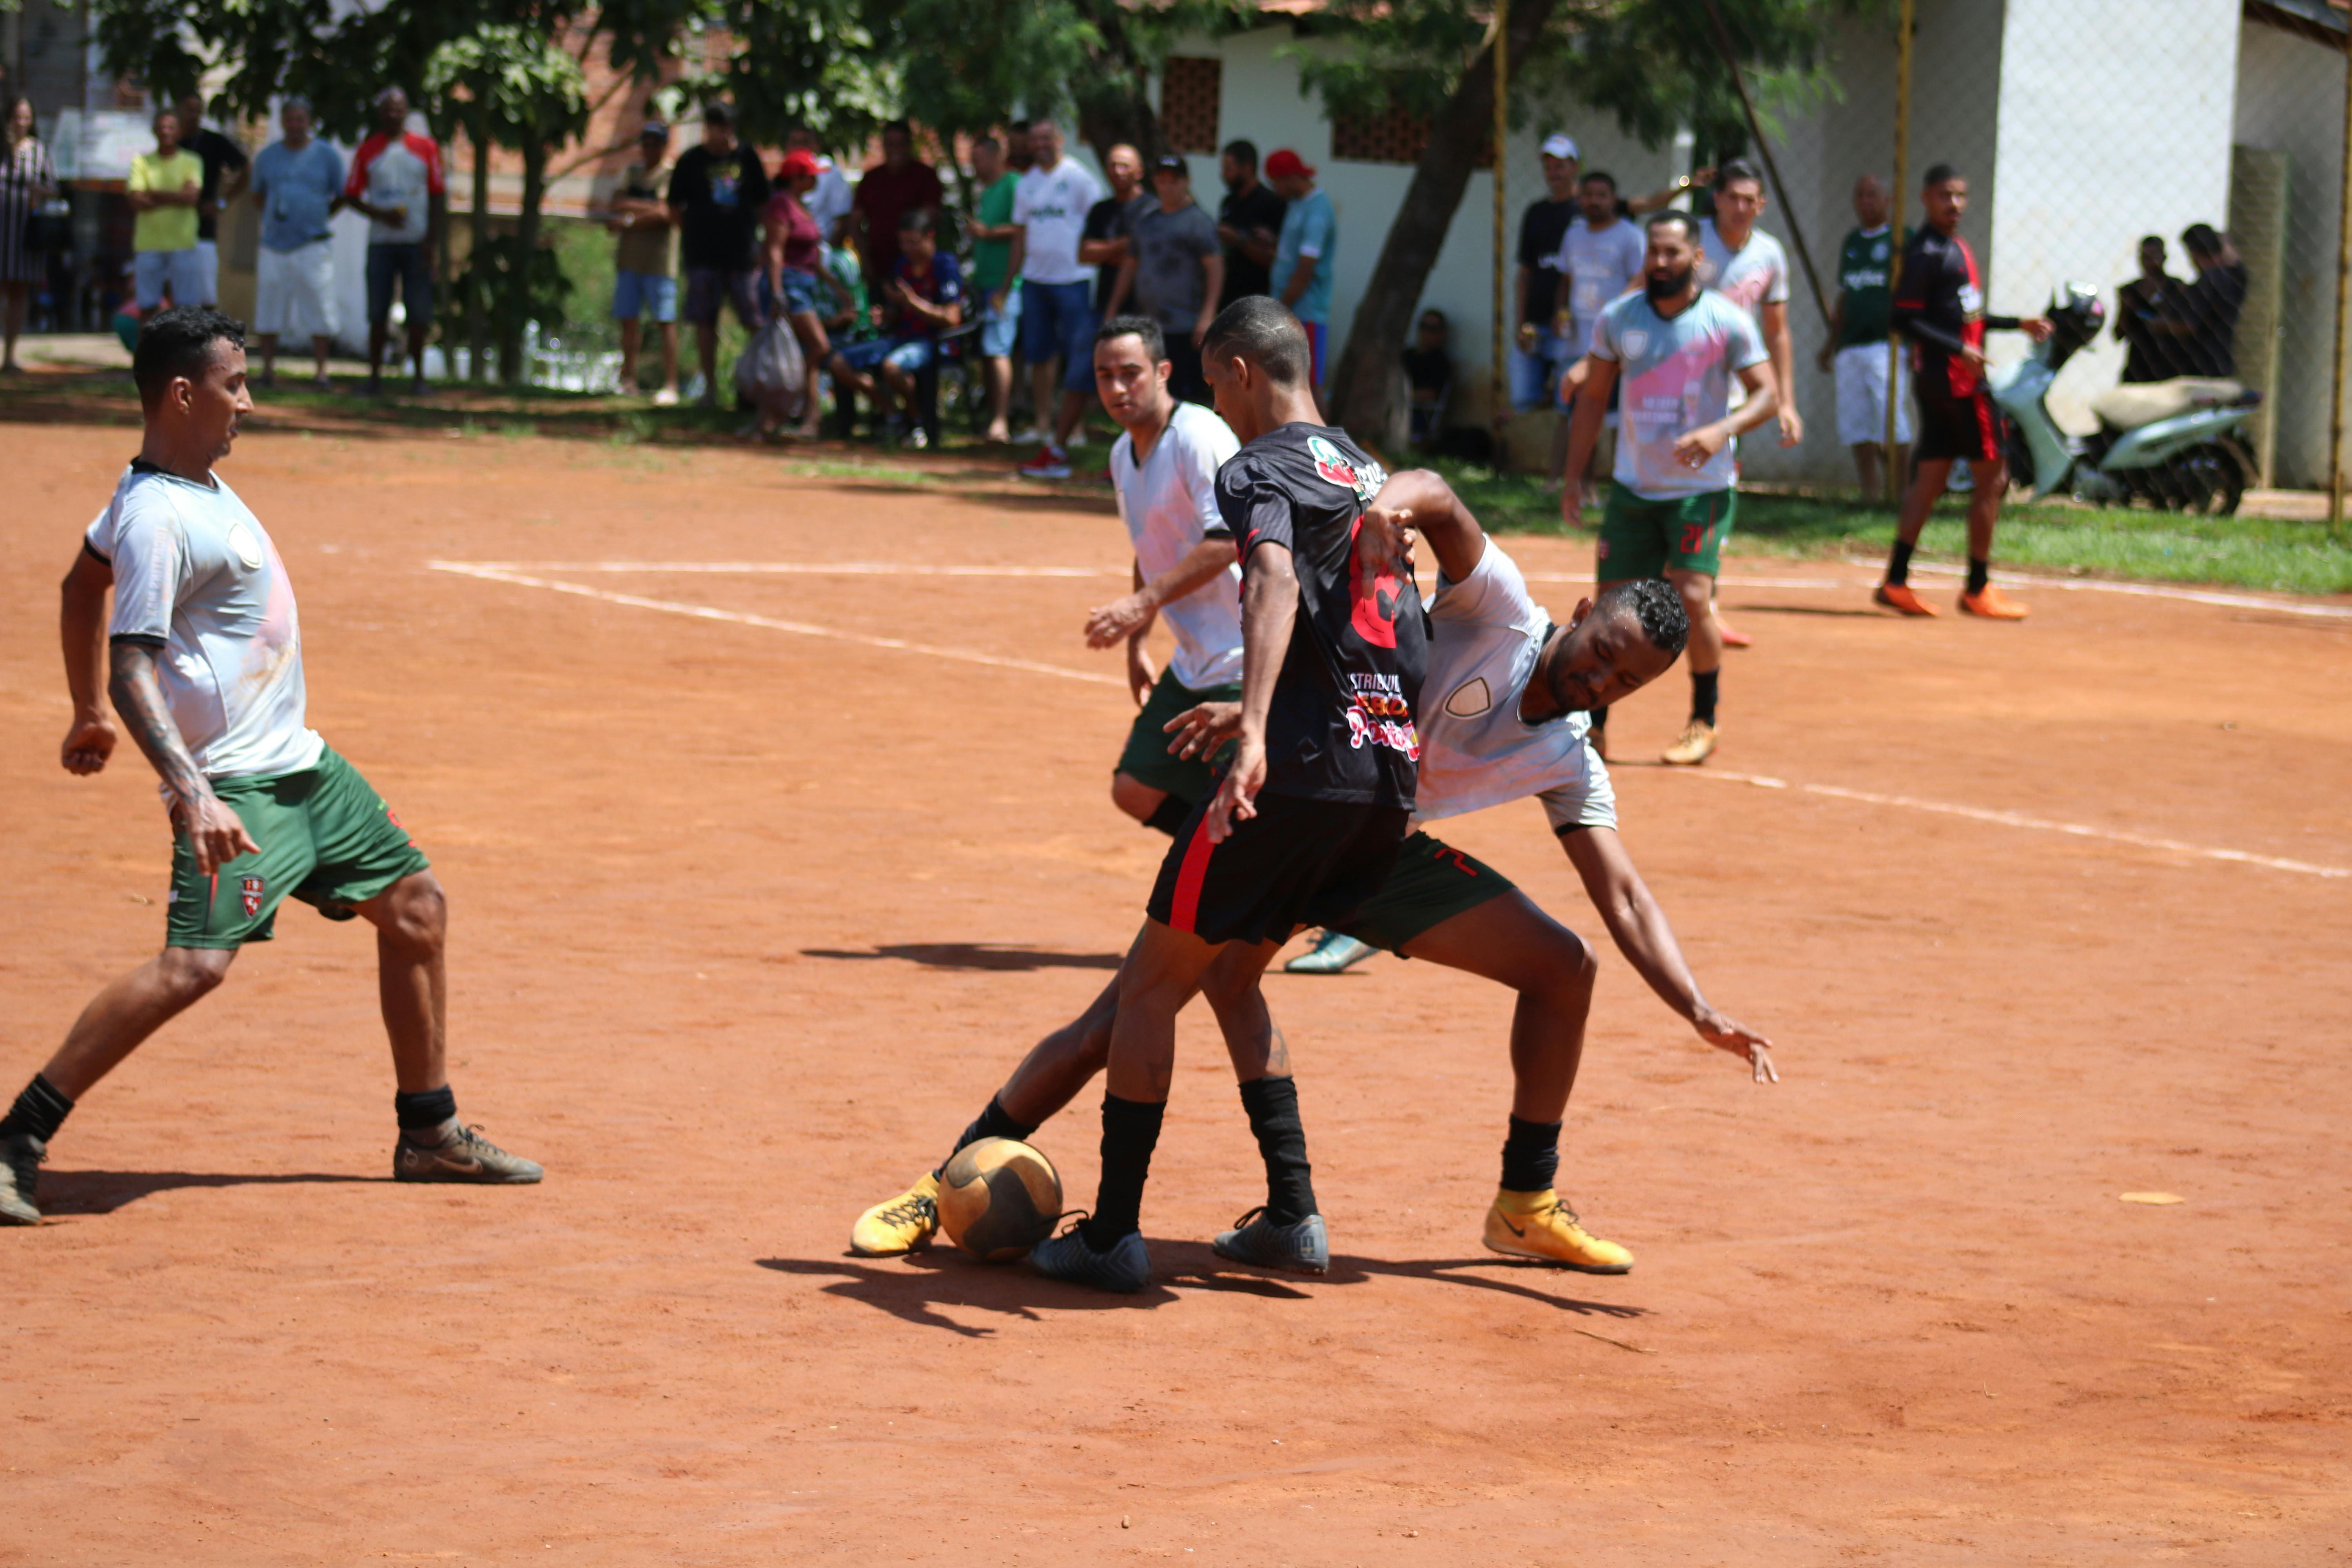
left=1202, top=296, right=1310, bottom=386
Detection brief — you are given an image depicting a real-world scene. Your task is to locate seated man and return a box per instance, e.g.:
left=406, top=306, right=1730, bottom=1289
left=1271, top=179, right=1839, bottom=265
left=829, top=207, right=962, bottom=442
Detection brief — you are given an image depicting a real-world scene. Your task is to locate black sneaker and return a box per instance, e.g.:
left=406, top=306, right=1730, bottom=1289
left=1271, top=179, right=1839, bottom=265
left=393, top=1117, right=543, bottom=1184
left=1212, top=1206, right=1329, bottom=1275
left=0, top=1131, right=45, bottom=1225
left=1029, top=1220, right=1151, bottom=1293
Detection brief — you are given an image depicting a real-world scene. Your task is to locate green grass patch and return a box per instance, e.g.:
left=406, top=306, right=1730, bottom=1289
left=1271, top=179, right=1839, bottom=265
left=1420, top=458, right=2352, bottom=597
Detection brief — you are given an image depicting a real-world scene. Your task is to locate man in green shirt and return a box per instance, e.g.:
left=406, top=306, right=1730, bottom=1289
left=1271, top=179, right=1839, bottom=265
left=129, top=107, right=204, bottom=310
left=1816, top=173, right=1911, bottom=503
left=965, top=130, right=1023, bottom=443
left=606, top=120, right=680, bottom=404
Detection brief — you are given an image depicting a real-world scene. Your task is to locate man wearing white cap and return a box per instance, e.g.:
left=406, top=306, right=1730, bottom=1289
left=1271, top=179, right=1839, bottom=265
left=1510, top=135, right=1586, bottom=425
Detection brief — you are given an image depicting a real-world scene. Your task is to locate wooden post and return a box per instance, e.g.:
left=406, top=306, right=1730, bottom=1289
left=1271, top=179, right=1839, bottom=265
left=1887, top=0, right=1913, bottom=497
left=2331, top=23, right=2351, bottom=536
left=1492, top=0, right=1510, bottom=472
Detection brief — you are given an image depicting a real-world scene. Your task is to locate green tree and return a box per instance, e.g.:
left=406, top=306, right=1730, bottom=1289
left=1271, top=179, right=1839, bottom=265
left=1301, top=0, right=1840, bottom=440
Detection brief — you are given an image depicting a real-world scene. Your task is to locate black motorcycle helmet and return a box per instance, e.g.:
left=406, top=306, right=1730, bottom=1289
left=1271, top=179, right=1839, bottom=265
left=2044, top=282, right=2105, bottom=370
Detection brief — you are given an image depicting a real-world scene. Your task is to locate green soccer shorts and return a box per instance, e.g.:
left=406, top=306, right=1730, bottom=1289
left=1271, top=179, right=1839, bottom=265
left=1332, top=830, right=1517, bottom=955
left=1596, top=485, right=1737, bottom=581
left=164, top=747, right=432, bottom=950
left=1116, top=668, right=1243, bottom=803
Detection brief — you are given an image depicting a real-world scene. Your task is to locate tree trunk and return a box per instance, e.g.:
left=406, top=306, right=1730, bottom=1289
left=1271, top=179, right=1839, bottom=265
left=1076, top=87, right=1160, bottom=173
left=502, top=138, right=547, bottom=387
left=468, top=100, right=491, bottom=385
left=1328, top=0, right=1559, bottom=443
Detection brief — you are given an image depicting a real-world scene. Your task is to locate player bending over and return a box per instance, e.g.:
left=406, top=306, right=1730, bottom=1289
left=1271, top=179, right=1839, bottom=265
left=1564, top=211, right=1778, bottom=768
left=853, top=473, right=1773, bottom=1276
left=1074, top=316, right=1246, bottom=833
left=0, top=307, right=540, bottom=1227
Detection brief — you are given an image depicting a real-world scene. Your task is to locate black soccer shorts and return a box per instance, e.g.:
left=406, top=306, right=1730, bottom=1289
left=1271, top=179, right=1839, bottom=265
left=1146, top=788, right=1411, bottom=948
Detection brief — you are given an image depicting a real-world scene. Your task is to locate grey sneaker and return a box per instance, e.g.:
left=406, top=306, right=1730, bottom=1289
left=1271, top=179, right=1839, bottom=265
left=394, top=1118, right=543, bottom=1184
left=1029, top=1221, right=1151, bottom=1293
left=0, top=1132, right=43, bottom=1225
left=1284, top=930, right=1378, bottom=975
left=1212, top=1207, right=1329, bottom=1275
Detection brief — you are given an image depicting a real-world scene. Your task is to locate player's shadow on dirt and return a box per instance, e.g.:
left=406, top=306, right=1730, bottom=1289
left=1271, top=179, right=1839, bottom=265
left=1722, top=603, right=1887, bottom=619
left=799, top=943, right=1123, bottom=973
left=35, top=1169, right=377, bottom=1215
left=759, top=1245, right=1643, bottom=1335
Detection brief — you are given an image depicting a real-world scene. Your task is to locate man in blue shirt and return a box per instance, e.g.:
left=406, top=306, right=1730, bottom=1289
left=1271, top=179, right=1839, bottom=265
left=247, top=98, right=344, bottom=388
left=828, top=208, right=964, bottom=442
left=1267, top=149, right=1335, bottom=397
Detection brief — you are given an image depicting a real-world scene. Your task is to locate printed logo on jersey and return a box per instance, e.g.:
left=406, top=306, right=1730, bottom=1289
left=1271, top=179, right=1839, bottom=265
left=227, top=521, right=264, bottom=570
left=1307, top=434, right=1358, bottom=490
left=1619, top=329, right=1649, bottom=359
left=1443, top=677, right=1492, bottom=719
left=1343, top=673, right=1419, bottom=760
left=239, top=875, right=265, bottom=918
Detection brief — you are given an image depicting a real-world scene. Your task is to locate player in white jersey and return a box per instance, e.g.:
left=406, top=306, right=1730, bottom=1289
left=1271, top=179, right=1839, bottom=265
left=0, top=308, right=540, bottom=1227
left=1074, top=316, right=1248, bottom=833
left=850, top=469, right=1774, bottom=1273
left=1697, top=160, right=1800, bottom=452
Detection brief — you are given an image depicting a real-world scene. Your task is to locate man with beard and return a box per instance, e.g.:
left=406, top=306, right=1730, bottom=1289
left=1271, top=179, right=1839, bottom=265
left=1214, top=140, right=1285, bottom=308
left=1564, top=212, right=1778, bottom=767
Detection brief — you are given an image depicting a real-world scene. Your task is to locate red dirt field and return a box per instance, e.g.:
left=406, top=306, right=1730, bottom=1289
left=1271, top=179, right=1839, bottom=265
left=4, top=421, right=2350, bottom=1565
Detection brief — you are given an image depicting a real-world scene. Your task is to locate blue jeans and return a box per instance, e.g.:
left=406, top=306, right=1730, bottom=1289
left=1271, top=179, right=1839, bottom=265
left=980, top=282, right=1021, bottom=358
left=612, top=269, right=678, bottom=323
left=1020, top=278, right=1098, bottom=392
left=365, top=243, right=433, bottom=329
left=1509, top=327, right=1574, bottom=411
left=837, top=336, right=937, bottom=376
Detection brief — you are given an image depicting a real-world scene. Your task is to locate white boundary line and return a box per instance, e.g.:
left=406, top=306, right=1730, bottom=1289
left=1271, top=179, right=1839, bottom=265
left=426, top=562, right=1123, bottom=687
left=1850, top=558, right=2352, bottom=620
left=430, top=558, right=2348, bottom=879
left=1680, top=768, right=2349, bottom=879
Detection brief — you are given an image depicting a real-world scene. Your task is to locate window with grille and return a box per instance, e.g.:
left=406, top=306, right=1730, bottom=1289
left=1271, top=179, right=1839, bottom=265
left=1331, top=100, right=1492, bottom=167
left=1160, top=57, right=1221, bottom=154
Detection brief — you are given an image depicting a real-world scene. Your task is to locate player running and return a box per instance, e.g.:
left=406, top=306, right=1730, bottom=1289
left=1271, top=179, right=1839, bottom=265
left=1564, top=212, right=1778, bottom=768
left=1, top=307, right=539, bottom=1227
left=1875, top=163, right=2051, bottom=621
left=852, top=471, right=1774, bottom=1278
left=1073, top=316, right=1245, bottom=834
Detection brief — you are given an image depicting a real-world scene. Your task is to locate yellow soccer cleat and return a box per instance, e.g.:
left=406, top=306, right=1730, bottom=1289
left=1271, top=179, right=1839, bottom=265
left=1661, top=718, right=1717, bottom=766
left=1482, top=1188, right=1634, bottom=1274
left=851, top=1172, right=941, bottom=1257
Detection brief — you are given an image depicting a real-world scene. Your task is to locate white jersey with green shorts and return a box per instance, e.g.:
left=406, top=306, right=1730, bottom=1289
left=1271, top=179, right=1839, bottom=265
left=1108, top=401, right=1244, bottom=689
left=1588, top=287, right=1767, bottom=500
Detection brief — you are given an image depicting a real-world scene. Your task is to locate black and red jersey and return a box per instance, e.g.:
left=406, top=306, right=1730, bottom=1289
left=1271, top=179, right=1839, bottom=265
left=1893, top=226, right=2022, bottom=397
left=1207, top=423, right=1427, bottom=810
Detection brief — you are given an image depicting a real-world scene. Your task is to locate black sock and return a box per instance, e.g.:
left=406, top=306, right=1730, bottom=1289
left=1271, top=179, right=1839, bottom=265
left=1499, top=1115, right=1563, bottom=1194
left=1081, top=1093, right=1165, bottom=1248
left=935, top=1094, right=1037, bottom=1176
left=1965, top=556, right=1991, bottom=595
left=0, top=1074, right=74, bottom=1144
left=1690, top=669, right=1719, bottom=727
left=1589, top=703, right=1608, bottom=733
left=1142, top=795, right=1194, bottom=837
left=1887, top=538, right=1915, bottom=586
left=1237, top=1075, right=1318, bottom=1226
left=393, top=1085, right=457, bottom=1135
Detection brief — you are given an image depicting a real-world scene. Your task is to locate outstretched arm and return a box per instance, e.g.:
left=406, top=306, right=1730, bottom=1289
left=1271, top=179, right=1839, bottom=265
left=108, top=642, right=259, bottom=875
left=1203, top=543, right=1298, bottom=843
left=59, top=548, right=118, bottom=775
left=1360, top=467, right=1483, bottom=585
left=1562, top=824, right=1777, bottom=1082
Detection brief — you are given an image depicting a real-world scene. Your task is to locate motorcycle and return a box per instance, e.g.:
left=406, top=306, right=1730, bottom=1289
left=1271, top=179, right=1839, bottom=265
left=1986, top=282, right=2261, bottom=515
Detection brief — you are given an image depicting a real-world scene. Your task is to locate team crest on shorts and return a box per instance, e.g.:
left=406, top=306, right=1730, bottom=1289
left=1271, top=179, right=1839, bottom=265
left=240, top=875, right=265, bottom=917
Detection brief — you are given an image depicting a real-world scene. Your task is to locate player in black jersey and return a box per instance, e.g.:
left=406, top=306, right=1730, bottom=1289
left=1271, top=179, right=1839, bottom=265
left=1875, top=164, right=2050, bottom=621
left=1030, top=296, right=1428, bottom=1294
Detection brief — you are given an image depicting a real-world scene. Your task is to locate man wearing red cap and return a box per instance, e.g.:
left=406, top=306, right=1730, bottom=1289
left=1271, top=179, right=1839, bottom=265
left=1266, top=150, right=1334, bottom=394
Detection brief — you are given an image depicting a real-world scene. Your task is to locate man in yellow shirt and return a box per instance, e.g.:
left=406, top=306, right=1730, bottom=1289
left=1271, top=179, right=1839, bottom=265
left=129, top=107, right=203, bottom=310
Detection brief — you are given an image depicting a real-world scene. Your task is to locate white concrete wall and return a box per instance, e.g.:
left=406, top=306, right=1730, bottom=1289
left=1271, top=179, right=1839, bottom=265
left=2233, top=16, right=2348, bottom=489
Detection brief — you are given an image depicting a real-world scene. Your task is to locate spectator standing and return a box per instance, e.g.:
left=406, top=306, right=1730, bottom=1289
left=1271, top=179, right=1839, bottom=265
left=249, top=97, right=345, bottom=388
left=1401, top=307, right=1453, bottom=446
left=1106, top=154, right=1223, bottom=405
left=1816, top=173, right=1911, bottom=502
left=667, top=103, right=768, bottom=408
left=2163, top=223, right=2247, bottom=379
left=2113, top=235, right=2184, bottom=384
left=1554, top=169, right=1646, bottom=492
left=2, top=96, right=61, bottom=375
left=175, top=94, right=247, bottom=308
left=128, top=107, right=204, bottom=314
left=1082, top=144, right=1149, bottom=319
left=789, top=127, right=853, bottom=245
left=1004, top=119, right=1101, bottom=478
left=965, top=130, right=1023, bottom=443
left=1216, top=139, right=1285, bottom=308
left=606, top=119, right=680, bottom=404
left=829, top=208, right=964, bottom=441
left=343, top=87, right=443, bottom=396
left=762, top=148, right=836, bottom=441
left=1697, top=160, right=1801, bottom=448
left=849, top=120, right=944, bottom=293
left=1510, top=133, right=1582, bottom=414
left=1267, top=148, right=1335, bottom=391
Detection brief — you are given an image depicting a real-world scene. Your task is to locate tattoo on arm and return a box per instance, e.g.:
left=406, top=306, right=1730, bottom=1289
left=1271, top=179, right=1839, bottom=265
left=108, top=643, right=212, bottom=809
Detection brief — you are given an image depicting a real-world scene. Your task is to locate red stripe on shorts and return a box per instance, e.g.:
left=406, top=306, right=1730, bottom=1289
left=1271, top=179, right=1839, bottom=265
left=1973, top=392, right=1996, bottom=458
left=1168, top=811, right=1220, bottom=935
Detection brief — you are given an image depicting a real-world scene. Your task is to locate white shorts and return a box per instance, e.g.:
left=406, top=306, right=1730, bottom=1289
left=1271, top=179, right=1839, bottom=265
left=195, top=238, right=220, bottom=306
left=256, top=241, right=337, bottom=338
left=132, top=249, right=206, bottom=310
left=1834, top=342, right=1913, bottom=446
left=1835, top=341, right=1910, bottom=444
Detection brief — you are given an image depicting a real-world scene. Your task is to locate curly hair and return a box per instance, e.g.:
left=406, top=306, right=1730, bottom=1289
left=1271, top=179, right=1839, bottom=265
left=1597, top=577, right=1689, bottom=657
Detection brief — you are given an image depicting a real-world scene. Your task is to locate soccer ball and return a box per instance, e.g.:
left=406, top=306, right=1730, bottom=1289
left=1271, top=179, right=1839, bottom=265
left=936, top=1137, right=1062, bottom=1261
